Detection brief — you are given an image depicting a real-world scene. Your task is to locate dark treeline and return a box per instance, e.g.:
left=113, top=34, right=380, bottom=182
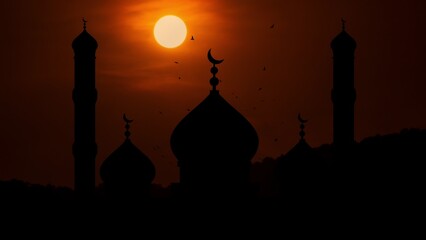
left=2, top=128, right=424, bottom=202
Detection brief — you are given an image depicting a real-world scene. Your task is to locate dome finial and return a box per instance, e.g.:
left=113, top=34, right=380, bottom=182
left=82, top=17, right=87, bottom=30
left=123, top=113, right=133, bottom=139
left=207, top=49, right=224, bottom=91
left=341, top=17, right=346, bottom=31
left=298, top=113, right=308, bottom=140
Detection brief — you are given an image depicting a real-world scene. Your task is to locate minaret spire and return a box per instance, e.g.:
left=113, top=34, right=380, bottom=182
left=330, top=20, right=357, bottom=152
left=298, top=113, right=308, bottom=141
left=207, top=49, right=224, bottom=92
left=210, top=64, right=219, bottom=91
left=341, top=18, right=346, bottom=31
left=72, top=20, right=98, bottom=197
left=82, top=17, right=87, bottom=30
left=123, top=114, right=133, bottom=140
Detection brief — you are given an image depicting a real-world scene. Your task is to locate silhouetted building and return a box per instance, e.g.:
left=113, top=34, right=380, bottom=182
left=331, top=20, right=357, bottom=152
left=356, top=128, right=426, bottom=196
left=276, top=115, right=327, bottom=198
left=100, top=115, right=156, bottom=198
left=250, top=157, right=278, bottom=197
left=72, top=19, right=98, bottom=196
left=170, top=50, right=259, bottom=197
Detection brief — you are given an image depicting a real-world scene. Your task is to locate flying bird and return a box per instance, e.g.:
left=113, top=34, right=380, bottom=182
left=270, top=24, right=275, bottom=29
left=174, top=61, right=179, bottom=64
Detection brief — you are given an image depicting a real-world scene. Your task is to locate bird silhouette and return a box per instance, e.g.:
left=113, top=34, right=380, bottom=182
left=191, top=35, right=194, bottom=40
left=270, top=24, right=275, bottom=29
left=174, top=61, right=179, bottom=64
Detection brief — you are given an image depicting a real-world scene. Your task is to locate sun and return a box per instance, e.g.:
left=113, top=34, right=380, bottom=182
left=154, top=15, right=187, bottom=48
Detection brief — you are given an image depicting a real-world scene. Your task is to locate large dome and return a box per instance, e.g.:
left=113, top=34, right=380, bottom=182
left=171, top=90, right=259, bottom=165
left=170, top=49, right=259, bottom=195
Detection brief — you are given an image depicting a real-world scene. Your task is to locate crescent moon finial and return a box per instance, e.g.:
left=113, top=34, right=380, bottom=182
left=207, top=49, right=224, bottom=65
left=123, top=113, right=133, bottom=123
left=298, top=113, right=308, bottom=124
left=207, top=49, right=223, bottom=91
left=341, top=17, right=346, bottom=31
left=82, top=17, right=87, bottom=30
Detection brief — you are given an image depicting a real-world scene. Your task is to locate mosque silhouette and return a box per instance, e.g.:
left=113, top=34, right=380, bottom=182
left=2, top=19, right=423, bottom=201
left=71, top=18, right=361, bottom=199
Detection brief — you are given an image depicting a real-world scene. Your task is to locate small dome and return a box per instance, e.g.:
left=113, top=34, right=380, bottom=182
left=279, top=139, right=323, bottom=167
left=72, top=29, right=98, bottom=53
left=171, top=90, right=259, bottom=166
left=277, top=117, right=327, bottom=172
left=276, top=118, right=327, bottom=196
left=100, top=138, right=155, bottom=190
left=331, top=30, right=356, bottom=51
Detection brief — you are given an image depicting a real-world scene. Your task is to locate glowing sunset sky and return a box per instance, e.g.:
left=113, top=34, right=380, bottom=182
left=1, top=0, right=425, bottom=187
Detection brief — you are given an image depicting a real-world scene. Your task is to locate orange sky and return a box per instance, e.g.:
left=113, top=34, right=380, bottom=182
left=1, top=0, right=426, bottom=187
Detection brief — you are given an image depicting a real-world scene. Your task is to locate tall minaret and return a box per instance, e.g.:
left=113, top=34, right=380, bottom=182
left=71, top=19, right=98, bottom=196
left=330, top=19, right=357, bottom=151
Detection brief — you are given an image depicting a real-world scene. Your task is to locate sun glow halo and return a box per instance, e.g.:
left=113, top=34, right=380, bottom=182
left=154, top=15, right=187, bottom=48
